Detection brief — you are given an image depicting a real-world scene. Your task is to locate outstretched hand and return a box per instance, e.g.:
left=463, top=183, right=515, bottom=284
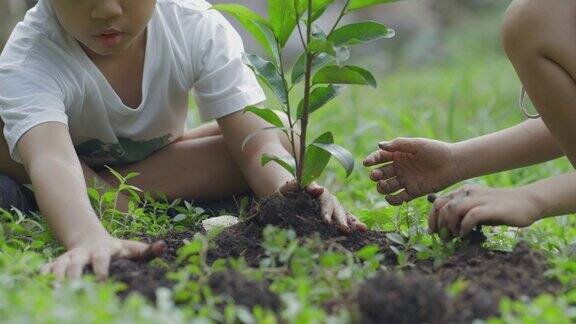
left=364, top=138, right=460, bottom=205
left=280, top=181, right=367, bottom=234
left=41, top=237, right=166, bottom=282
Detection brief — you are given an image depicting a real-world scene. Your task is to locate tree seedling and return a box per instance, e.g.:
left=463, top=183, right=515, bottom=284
left=213, top=0, right=399, bottom=190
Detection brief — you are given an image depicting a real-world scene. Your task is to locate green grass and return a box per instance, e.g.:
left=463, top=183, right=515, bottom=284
left=0, top=7, right=574, bottom=323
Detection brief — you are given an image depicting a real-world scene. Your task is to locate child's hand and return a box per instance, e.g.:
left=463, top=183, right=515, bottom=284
left=363, top=138, right=460, bottom=205
left=280, top=181, right=368, bottom=233
left=428, top=185, right=541, bottom=237
left=41, top=236, right=165, bottom=282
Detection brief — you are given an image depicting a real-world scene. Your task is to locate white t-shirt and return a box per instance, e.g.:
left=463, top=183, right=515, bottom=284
left=0, top=0, right=265, bottom=167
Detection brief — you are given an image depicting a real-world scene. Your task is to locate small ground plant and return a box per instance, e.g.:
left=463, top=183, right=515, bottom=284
left=214, top=0, right=398, bottom=189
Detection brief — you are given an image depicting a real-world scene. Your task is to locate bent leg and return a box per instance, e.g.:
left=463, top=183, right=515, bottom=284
left=503, top=0, right=576, bottom=167
left=99, top=113, right=297, bottom=202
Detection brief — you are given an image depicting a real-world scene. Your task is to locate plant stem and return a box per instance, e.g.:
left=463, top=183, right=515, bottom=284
left=276, top=43, right=300, bottom=174
left=327, top=0, right=351, bottom=36
left=296, top=0, right=314, bottom=188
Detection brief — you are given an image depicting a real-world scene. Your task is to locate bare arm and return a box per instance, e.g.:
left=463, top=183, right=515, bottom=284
left=453, top=118, right=563, bottom=180
left=365, top=118, right=564, bottom=205
left=18, top=122, right=160, bottom=281
left=19, top=123, right=109, bottom=249
left=217, top=110, right=293, bottom=197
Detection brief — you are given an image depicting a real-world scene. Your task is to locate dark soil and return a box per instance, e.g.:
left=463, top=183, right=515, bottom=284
left=106, top=191, right=561, bottom=323
left=109, top=259, right=173, bottom=301
left=356, top=239, right=562, bottom=324
left=209, top=270, right=280, bottom=311
left=208, top=191, right=397, bottom=265
left=357, top=273, right=447, bottom=324
left=438, top=241, right=561, bottom=323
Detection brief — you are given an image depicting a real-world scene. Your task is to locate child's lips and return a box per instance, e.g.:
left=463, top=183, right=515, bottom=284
left=93, top=30, right=125, bottom=47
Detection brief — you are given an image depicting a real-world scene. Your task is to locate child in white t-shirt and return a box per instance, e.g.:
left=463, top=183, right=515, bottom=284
left=0, top=0, right=366, bottom=281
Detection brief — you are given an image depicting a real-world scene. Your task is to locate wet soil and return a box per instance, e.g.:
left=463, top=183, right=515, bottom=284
left=356, top=240, right=562, bottom=323
left=357, top=273, right=447, bottom=324
left=208, top=191, right=397, bottom=266
left=209, top=269, right=280, bottom=311
left=106, top=191, right=562, bottom=322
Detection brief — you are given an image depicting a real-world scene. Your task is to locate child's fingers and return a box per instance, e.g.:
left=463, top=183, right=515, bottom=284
left=428, top=196, right=450, bottom=234
left=363, top=149, right=394, bottom=167
left=41, top=262, right=53, bottom=275
left=461, top=207, right=493, bottom=236
left=65, top=254, right=90, bottom=280
left=438, top=198, right=485, bottom=236
left=305, top=182, right=325, bottom=198
left=118, top=240, right=149, bottom=260
left=318, top=192, right=334, bottom=224
left=377, top=178, right=403, bottom=195
left=347, top=213, right=368, bottom=232
left=369, top=165, right=395, bottom=182
left=385, top=190, right=413, bottom=206
left=139, top=241, right=166, bottom=261
left=279, top=180, right=299, bottom=194
left=52, top=256, right=69, bottom=282
left=379, top=137, right=422, bottom=154
left=92, top=252, right=111, bottom=282
left=332, top=201, right=350, bottom=233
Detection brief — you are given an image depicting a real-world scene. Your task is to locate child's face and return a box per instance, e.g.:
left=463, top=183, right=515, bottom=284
left=51, top=0, right=156, bottom=56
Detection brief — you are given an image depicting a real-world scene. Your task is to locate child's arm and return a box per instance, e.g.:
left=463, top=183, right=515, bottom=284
left=18, top=122, right=162, bottom=281
left=217, top=110, right=366, bottom=232
left=427, top=172, right=576, bottom=237
left=364, top=118, right=563, bottom=205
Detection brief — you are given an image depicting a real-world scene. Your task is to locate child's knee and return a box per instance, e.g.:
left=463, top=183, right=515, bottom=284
left=502, top=0, right=576, bottom=57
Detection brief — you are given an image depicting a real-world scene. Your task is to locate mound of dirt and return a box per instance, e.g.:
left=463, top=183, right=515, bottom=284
left=109, top=259, right=173, bottom=301
left=357, top=273, right=447, bottom=324
left=209, top=190, right=396, bottom=265
left=356, top=240, right=562, bottom=323
left=439, top=241, right=561, bottom=323
left=209, top=270, right=280, bottom=311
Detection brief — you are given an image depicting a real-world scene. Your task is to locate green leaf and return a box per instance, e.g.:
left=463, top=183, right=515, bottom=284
left=269, top=0, right=299, bottom=47
left=212, top=4, right=279, bottom=62
left=173, top=214, right=187, bottom=222
left=309, top=0, right=336, bottom=21
left=328, top=21, right=395, bottom=46
left=297, top=85, right=345, bottom=119
left=262, top=154, right=296, bottom=176
left=245, top=106, right=285, bottom=128
left=356, top=245, right=380, bottom=260
left=347, top=0, right=401, bottom=12
left=242, top=126, right=289, bottom=151
left=301, top=132, right=334, bottom=186
left=308, top=39, right=336, bottom=56
left=291, top=24, right=334, bottom=85
left=293, top=0, right=336, bottom=22
left=243, top=54, right=288, bottom=104
left=386, top=233, right=405, bottom=245
left=313, top=65, right=377, bottom=88
left=291, top=53, right=332, bottom=85
left=312, top=142, right=355, bottom=177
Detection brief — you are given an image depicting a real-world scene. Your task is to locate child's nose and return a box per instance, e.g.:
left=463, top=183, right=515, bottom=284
left=91, top=0, right=123, bottom=20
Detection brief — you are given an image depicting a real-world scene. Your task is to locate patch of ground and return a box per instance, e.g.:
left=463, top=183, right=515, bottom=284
left=356, top=240, right=562, bottom=323
left=209, top=269, right=280, bottom=311
left=208, top=191, right=397, bottom=266
left=357, top=273, right=447, bottom=324
left=107, top=191, right=562, bottom=322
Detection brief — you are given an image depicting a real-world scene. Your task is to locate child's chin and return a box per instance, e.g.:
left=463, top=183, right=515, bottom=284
left=84, top=43, right=129, bottom=57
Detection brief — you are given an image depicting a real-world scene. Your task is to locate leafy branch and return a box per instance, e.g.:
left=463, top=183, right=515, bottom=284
left=213, top=0, right=399, bottom=190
